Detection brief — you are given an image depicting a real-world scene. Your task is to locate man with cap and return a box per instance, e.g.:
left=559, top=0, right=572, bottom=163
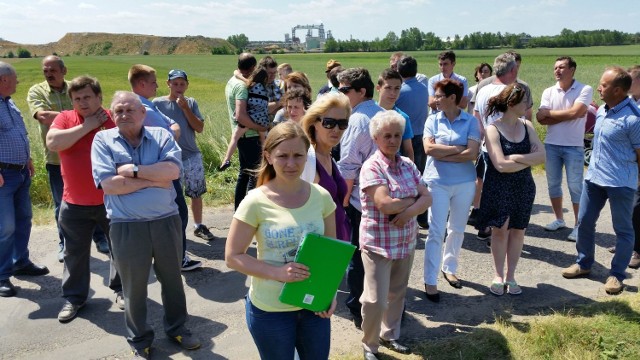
left=153, top=70, right=216, bottom=243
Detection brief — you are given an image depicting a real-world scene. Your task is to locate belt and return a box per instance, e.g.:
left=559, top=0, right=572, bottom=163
left=0, top=162, right=27, bottom=170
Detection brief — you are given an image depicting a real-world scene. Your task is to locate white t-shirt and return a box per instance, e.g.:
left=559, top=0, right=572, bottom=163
left=541, top=80, right=593, bottom=146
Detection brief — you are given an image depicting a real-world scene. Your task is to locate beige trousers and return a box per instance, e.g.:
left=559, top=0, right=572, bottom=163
left=360, top=249, right=414, bottom=353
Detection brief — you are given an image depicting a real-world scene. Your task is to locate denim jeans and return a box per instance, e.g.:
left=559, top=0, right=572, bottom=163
left=46, top=163, right=109, bottom=247
left=424, top=181, right=475, bottom=285
left=544, top=144, right=584, bottom=203
left=412, top=135, right=429, bottom=225
left=245, top=296, right=330, bottom=360
left=576, top=180, right=635, bottom=280
left=235, top=136, right=261, bottom=210
left=633, top=186, right=640, bottom=253
left=0, top=168, right=32, bottom=280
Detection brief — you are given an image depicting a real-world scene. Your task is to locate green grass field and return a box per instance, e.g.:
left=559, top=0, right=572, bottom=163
left=5, top=45, right=640, bottom=212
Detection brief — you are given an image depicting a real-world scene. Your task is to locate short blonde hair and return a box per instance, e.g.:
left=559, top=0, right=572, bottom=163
left=369, top=110, right=405, bottom=139
left=300, top=92, right=351, bottom=145
left=128, top=64, right=156, bottom=87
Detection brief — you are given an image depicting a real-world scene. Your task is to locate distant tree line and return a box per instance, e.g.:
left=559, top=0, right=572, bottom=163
left=322, top=28, right=640, bottom=53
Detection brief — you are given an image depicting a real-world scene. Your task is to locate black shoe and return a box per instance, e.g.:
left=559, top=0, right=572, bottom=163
left=363, top=349, right=379, bottom=360
left=442, top=271, right=462, bottom=289
left=13, top=263, right=49, bottom=276
left=0, top=279, right=16, bottom=297
left=95, top=239, right=110, bottom=254
left=477, top=228, right=491, bottom=240
left=379, top=338, right=411, bottom=354
left=467, top=208, right=479, bottom=227
left=424, top=285, right=440, bottom=303
left=353, top=315, right=363, bottom=330
left=218, top=160, right=231, bottom=171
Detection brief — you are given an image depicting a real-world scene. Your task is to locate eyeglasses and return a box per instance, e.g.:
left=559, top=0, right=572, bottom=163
left=321, top=117, right=349, bottom=130
left=434, top=93, right=448, bottom=99
left=338, top=86, right=354, bottom=94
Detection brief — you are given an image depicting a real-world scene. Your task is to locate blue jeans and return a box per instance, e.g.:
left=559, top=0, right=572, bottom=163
left=0, top=168, right=33, bottom=280
left=46, top=163, right=109, bottom=246
left=235, top=136, right=261, bottom=210
left=412, top=135, right=429, bottom=225
left=245, top=296, right=330, bottom=360
left=576, top=180, right=635, bottom=280
left=544, top=144, right=584, bottom=203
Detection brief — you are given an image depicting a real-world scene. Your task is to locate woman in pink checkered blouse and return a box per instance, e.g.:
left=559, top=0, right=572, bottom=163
left=358, top=110, right=432, bottom=358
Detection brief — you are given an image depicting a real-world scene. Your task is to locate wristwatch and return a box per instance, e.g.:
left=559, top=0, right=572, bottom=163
left=133, top=165, right=139, bottom=178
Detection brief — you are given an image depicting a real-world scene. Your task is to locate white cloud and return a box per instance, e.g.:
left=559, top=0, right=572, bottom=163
left=78, top=3, right=97, bottom=9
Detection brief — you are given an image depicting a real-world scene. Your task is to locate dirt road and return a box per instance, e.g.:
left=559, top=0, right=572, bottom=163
left=1, top=175, right=637, bottom=359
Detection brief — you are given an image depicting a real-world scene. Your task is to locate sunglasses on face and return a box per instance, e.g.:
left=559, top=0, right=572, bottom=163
left=321, top=117, right=349, bottom=130
left=338, top=86, right=354, bottom=94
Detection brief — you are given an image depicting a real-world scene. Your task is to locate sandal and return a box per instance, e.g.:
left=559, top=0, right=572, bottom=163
left=218, top=160, right=231, bottom=171
left=505, top=281, right=522, bottom=295
left=489, top=281, right=505, bottom=296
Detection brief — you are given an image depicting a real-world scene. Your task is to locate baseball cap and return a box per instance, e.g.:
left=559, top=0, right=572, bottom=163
left=325, top=59, right=341, bottom=73
left=168, top=69, right=188, bottom=81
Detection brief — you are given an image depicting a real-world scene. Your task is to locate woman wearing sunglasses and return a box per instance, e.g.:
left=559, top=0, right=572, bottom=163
left=358, top=110, right=431, bottom=359
left=422, top=79, right=481, bottom=302
left=300, top=93, right=352, bottom=242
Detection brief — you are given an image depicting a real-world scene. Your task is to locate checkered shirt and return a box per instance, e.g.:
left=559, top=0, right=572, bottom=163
left=359, top=150, right=420, bottom=259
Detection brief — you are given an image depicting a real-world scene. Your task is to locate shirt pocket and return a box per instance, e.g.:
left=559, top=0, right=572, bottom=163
left=112, top=151, right=133, bottom=167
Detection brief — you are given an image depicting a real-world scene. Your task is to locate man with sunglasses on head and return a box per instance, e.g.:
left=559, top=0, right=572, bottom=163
left=336, top=67, right=384, bottom=330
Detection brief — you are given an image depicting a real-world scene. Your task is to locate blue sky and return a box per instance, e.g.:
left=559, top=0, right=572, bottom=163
left=1, top=0, right=638, bottom=44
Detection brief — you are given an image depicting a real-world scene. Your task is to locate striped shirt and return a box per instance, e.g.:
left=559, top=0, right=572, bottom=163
left=359, top=150, right=420, bottom=260
left=0, top=96, right=30, bottom=165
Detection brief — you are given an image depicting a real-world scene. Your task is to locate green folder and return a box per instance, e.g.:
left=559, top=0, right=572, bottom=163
left=279, top=233, right=356, bottom=312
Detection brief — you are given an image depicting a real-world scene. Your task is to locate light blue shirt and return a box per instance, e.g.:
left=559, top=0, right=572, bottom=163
left=338, top=99, right=384, bottom=210
left=91, top=127, right=182, bottom=223
left=586, top=97, right=640, bottom=189
left=395, top=77, right=429, bottom=136
left=422, top=110, right=481, bottom=186
left=139, top=95, right=175, bottom=131
left=0, top=96, right=30, bottom=164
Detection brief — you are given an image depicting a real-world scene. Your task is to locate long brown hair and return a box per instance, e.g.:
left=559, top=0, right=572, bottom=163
left=256, top=122, right=310, bottom=186
left=486, top=83, right=525, bottom=117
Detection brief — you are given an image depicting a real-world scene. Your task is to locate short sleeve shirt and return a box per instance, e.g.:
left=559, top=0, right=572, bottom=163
left=0, top=96, right=30, bottom=164
left=541, top=80, right=593, bottom=146
left=359, top=150, right=420, bottom=260
left=233, top=184, right=336, bottom=312
left=153, top=96, right=203, bottom=159
left=225, top=76, right=258, bottom=137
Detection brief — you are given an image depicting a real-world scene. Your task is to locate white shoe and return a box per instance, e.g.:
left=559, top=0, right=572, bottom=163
left=567, top=227, right=578, bottom=242
left=543, top=219, right=566, bottom=231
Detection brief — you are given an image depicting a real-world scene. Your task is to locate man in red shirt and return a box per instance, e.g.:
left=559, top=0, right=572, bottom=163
left=46, top=76, right=122, bottom=322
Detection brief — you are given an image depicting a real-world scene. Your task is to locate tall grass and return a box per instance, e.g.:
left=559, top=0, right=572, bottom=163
left=5, top=45, right=640, bottom=209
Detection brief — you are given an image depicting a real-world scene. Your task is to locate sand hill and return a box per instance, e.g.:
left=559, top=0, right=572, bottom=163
left=0, top=32, right=233, bottom=56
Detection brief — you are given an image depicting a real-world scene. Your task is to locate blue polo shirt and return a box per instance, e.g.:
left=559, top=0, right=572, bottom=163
left=91, top=127, right=182, bottom=223
left=422, top=110, right=481, bottom=186
left=0, top=96, right=30, bottom=165
left=395, top=77, right=429, bottom=136
left=586, top=97, right=640, bottom=189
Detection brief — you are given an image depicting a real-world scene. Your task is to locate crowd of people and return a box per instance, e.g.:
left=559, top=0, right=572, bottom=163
left=1, top=49, right=639, bottom=359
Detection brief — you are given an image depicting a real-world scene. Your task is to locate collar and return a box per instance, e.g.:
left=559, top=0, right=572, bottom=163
left=604, top=97, right=632, bottom=114
left=353, top=99, right=375, bottom=112
left=554, top=79, right=577, bottom=92
left=376, top=149, right=402, bottom=169
left=43, top=80, right=69, bottom=94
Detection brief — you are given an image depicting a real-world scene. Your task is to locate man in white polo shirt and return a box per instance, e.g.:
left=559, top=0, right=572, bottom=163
left=536, top=56, right=593, bottom=241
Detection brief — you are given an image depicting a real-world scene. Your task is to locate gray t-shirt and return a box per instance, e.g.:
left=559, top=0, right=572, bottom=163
left=153, top=96, right=203, bottom=160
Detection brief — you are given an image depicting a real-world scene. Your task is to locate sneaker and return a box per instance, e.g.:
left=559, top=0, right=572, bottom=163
left=567, top=227, right=578, bottom=242
left=477, top=228, right=491, bottom=240
left=170, top=332, right=201, bottom=350
left=543, top=219, right=567, bottom=231
left=57, top=245, right=64, bottom=263
left=181, top=256, right=203, bottom=272
left=95, top=239, right=110, bottom=254
left=604, top=276, right=624, bottom=295
left=115, top=291, right=125, bottom=310
left=58, top=301, right=85, bottom=323
left=467, top=208, right=479, bottom=227
left=132, top=347, right=150, bottom=360
left=629, top=251, right=640, bottom=269
left=194, top=224, right=215, bottom=241
left=561, top=264, right=591, bottom=279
